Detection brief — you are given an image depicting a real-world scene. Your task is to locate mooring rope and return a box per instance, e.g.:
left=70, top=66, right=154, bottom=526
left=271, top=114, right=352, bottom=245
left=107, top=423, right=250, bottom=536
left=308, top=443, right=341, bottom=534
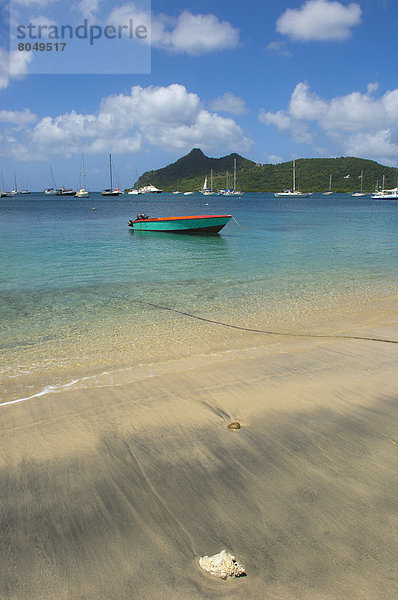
left=231, top=216, right=261, bottom=238
left=139, top=301, right=398, bottom=345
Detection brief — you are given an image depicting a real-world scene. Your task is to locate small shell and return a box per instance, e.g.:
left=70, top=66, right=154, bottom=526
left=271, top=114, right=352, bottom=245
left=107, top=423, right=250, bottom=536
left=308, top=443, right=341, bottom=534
left=227, top=422, right=241, bottom=430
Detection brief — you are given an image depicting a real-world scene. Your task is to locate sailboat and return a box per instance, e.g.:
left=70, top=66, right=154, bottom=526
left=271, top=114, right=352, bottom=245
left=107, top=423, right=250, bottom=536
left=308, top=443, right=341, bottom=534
left=219, top=159, right=243, bottom=195
left=351, top=171, right=367, bottom=196
left=0, top=173, right=14, bottom=197
left=44, top=161, right=74, bottom=196
left=371, top=174, right=398, bottom=199
left=323, top=174, right=333, bottom=195
left=11, top=173, right=18, bottom=195
left=75, top=153, right=90, bottom=197
left=21, top=178, right=30, bottom=194
left=200, top=170, right=214, bottom=195
left=44, top=165, right=58, bottom=195
left=57, top=187, right=75, bottom=196
left=101, top=154, right=121, bottom=196
left=128, top=169, right=139, bottom=194
left=218, top=171, right=229, bottom=195
left=274, top=160, right=311, bottom=197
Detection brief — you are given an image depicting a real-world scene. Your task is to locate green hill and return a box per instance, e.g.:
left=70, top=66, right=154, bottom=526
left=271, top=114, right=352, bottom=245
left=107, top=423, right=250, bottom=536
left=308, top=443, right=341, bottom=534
left=131, top=149, right=398, bottom=193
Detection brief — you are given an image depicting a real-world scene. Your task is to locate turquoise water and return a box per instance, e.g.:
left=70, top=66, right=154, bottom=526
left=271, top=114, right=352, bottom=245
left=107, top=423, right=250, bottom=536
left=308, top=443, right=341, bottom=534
left=1, top=192, right=397, bottom=403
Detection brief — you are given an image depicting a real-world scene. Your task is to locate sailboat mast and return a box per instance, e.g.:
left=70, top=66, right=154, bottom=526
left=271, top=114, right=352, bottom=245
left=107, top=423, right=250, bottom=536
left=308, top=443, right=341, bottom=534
left=293, top=160, right=296, bottom=192
left=82, top=153, right=86, bottom=188
left=50, top=165, right=56, bottom=189
left=210, top=169, right=213, bottom=191
left=233, top=158, right=237, bottom=190
left=109, top=154, right=113, bottom=190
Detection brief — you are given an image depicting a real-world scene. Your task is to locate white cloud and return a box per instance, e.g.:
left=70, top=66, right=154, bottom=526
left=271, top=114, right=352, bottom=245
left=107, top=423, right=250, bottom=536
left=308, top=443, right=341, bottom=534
left=159, top=11, right=239, bottom=55
left=11, top=0, right=55, bottom=5
left=2, top=84, right=251, bottom=160
left=29, top=15, right=58, bottom=29
left=343, top=130, right=398, bottom=164
left=107, top=4, right=151, bottom=38
left=367, top=82, right=379, bottom=94
left=276, top=0, right=362, bottom=42
left=77, top=0, right=101, bottom=21
left=259, top=81, right=398, bottom=164
left=0, top=108, right=37, bottom=125
left=107, top=6, right=239, bottom=54
left=209, top=92, right=247, bottom=115
left=266, top=41, right=292, bottom=57
left=259, top=106, right=314, bottom=144
left=266, top=154, right=283, bottom=164
left=259, top=109, right=293, bottom=132
left=288, top=81, right=328, bottom=120
left=0, top=48, right=33, bottom=89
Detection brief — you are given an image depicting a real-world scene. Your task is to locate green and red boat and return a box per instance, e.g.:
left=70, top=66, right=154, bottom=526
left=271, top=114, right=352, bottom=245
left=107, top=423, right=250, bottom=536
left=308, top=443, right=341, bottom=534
left=128, top=214, right=232, bottom=234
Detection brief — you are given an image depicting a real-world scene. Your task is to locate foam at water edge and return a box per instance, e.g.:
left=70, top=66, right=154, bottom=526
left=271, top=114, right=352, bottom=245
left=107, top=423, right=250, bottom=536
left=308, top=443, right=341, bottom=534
left=0, top=344, right=274, bottom=407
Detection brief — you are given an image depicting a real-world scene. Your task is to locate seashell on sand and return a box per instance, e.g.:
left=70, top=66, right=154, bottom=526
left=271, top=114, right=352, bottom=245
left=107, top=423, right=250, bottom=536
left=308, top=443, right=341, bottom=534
left=199, top=549, right=246, bottom=579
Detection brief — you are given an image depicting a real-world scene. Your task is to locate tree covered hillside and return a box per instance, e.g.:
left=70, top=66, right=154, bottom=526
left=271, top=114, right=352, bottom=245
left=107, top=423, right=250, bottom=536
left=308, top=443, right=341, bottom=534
left=132, top=149, right=398, bottom=193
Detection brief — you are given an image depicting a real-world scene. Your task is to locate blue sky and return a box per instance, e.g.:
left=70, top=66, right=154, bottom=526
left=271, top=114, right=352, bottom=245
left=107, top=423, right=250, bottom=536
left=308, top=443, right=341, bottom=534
left=1, top=0, right=398, bottom=190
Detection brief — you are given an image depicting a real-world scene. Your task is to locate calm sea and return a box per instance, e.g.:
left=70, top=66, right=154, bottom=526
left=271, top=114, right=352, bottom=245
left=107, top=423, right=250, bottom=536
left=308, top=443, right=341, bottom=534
left=1, top=192, right=397, bottom=404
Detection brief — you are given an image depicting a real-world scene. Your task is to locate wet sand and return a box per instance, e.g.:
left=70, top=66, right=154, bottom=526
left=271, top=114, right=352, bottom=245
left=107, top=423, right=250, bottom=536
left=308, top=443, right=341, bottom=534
left=1, top=317, right=398, bottom=599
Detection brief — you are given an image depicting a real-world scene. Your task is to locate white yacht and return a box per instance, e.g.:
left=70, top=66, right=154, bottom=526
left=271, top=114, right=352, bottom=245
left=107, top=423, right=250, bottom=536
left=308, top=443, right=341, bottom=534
left=44, top=165, right=58, bottom=195
left=57, top=187, right=75, bottom=196
left=371, top=174, right=398, bottom=199
left=371, top=187, right=398, bottom=199
left=323, top=174, right=333, bottom=195
left=219, top=159, right=243, bottom=195
left=1, top=174, right=14, bottom=197
left=76, top=188, right=90, bottom=197
left=350, top=171, right=367, bottom=196
left=101, top=154, right=122, bottom=196
left=200, top=172, right=213, bottom=195
left=138, top=184, right=162, bottom=194
left=275, top=160, right=311, bottom=198
left=75, top=153, right=90, bottom=197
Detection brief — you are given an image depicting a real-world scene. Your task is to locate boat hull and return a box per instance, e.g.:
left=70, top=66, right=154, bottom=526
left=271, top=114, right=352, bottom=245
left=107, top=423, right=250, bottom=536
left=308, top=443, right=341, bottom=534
left=371, top=189, right=398, bottom=199
left=274, top=192, right=311, bottom=198
left=128, top=215, right=232, bottom=234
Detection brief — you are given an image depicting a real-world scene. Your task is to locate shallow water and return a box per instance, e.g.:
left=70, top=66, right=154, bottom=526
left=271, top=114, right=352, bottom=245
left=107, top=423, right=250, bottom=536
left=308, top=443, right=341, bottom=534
left=1, top=192, right=397, bottom=403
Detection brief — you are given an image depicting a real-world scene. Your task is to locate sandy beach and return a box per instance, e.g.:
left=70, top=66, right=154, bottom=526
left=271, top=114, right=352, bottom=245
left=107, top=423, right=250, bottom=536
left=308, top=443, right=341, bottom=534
left=1, top=315, right=398, bottom=599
